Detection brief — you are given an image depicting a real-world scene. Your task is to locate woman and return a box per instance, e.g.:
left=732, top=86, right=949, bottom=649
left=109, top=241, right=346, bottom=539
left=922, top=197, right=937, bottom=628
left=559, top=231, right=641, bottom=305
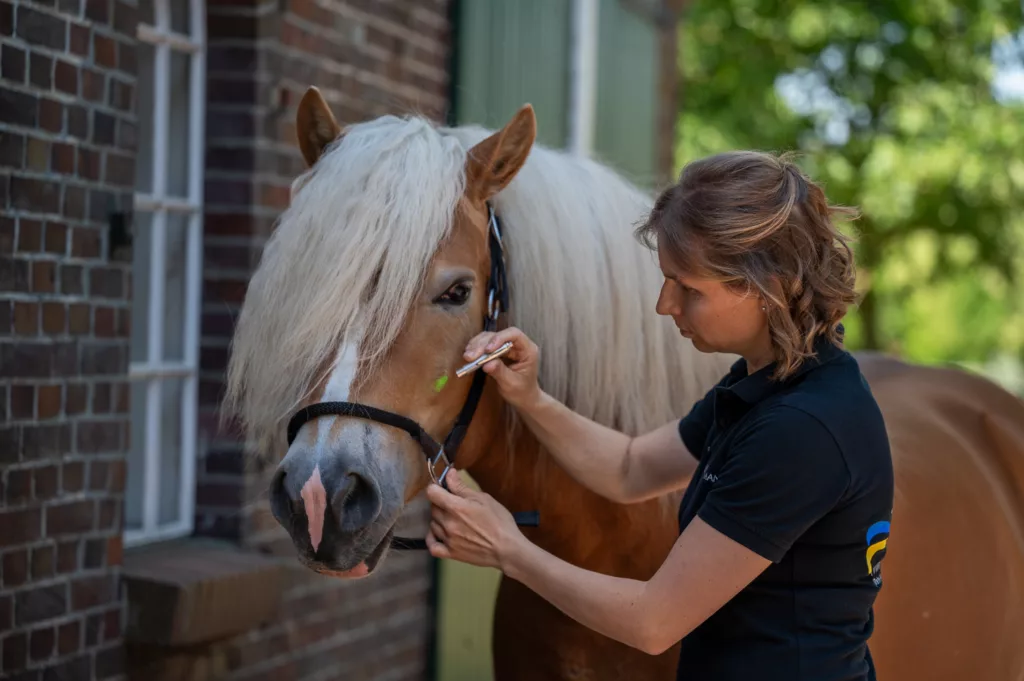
left=426, top=151, right=894, bottom=681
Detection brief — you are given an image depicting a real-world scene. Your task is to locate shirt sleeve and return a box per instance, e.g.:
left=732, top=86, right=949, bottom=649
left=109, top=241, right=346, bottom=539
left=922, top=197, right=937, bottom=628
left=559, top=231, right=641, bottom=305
left=678, top=387, right=716, bottom=461
left=696, top=406, right=850, bottom=562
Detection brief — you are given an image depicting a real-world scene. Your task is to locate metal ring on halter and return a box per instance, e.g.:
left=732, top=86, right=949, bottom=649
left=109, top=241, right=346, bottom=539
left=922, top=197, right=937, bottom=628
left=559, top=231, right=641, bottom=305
left=428, top=448, right=453, bottom=486
left=487, top=289, right=501, bottom=321
left=488, top=206, right=503, bottom=247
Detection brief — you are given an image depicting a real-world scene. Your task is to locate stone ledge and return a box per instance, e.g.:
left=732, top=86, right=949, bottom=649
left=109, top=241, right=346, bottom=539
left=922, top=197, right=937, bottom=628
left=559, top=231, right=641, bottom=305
left=123, top=537, right=286, bottom=648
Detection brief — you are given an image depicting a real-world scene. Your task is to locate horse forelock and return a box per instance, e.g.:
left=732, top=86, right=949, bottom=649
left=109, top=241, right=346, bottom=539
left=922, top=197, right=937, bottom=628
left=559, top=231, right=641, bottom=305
left=224, top=114, right=468, bottom=458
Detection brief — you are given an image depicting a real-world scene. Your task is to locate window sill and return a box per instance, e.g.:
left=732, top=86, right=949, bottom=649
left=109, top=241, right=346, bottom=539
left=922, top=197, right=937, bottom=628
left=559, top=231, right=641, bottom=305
left=123, top=537, right=287, bottom=647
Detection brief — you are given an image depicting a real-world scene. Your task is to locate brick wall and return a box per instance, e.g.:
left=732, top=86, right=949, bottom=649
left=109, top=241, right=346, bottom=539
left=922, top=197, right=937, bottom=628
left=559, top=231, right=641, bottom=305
left=0, top=1, right=137, bottom=680
left=195, top=1, right=453, bottom=679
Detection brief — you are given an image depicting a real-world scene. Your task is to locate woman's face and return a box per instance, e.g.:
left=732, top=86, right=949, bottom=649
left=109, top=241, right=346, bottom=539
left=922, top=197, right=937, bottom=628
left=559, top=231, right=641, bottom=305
left=655, top=244, right=770, bottom=360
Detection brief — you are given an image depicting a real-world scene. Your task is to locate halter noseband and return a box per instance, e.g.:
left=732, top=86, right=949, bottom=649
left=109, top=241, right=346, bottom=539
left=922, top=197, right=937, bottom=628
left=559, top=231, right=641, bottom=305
left=284, top=203, right=538, bottom=551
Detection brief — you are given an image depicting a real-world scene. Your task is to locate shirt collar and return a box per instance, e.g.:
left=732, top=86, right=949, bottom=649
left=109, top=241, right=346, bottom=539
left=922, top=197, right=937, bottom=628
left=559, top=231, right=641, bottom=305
left=716, top=329, right=846, bottom=411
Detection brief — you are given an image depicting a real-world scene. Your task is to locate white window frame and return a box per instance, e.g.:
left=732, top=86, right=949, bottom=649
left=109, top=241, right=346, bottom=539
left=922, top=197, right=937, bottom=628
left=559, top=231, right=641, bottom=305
left=126, top=0, right=206, bottom=547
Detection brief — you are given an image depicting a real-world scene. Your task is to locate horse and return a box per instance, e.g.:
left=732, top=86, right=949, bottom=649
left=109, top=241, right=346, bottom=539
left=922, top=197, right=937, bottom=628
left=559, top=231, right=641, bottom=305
left=223, top=87, right=1024, bottom=681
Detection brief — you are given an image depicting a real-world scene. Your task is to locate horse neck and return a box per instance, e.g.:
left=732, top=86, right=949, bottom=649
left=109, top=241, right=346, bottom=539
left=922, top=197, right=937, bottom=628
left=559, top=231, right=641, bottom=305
left=464, top=387, right=680, bottom=579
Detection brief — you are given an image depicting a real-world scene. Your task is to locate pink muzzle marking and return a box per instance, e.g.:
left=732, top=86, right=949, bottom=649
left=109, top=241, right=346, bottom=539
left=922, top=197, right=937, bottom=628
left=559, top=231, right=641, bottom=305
left=300, top=465, right=328, bottom=553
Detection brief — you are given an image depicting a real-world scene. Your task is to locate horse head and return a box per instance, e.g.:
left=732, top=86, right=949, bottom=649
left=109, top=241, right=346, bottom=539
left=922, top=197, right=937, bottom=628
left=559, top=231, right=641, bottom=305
left=225, top=87, right=537, bottom=577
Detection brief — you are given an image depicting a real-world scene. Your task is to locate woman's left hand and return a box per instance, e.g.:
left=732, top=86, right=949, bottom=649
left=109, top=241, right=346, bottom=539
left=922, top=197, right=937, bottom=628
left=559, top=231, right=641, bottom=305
left=425, top=469, right=524, bottom=570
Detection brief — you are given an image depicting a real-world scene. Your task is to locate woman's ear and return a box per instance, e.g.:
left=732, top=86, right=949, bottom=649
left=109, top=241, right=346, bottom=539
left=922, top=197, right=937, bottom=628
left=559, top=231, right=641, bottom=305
left=296, top=86, right=343, bottom=167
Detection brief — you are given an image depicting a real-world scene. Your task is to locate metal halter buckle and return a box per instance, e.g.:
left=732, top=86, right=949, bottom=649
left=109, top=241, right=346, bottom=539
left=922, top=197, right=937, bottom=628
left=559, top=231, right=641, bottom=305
left=428, top=447, right=452, bottom=487
left=487, top=289, right=501, bottom=321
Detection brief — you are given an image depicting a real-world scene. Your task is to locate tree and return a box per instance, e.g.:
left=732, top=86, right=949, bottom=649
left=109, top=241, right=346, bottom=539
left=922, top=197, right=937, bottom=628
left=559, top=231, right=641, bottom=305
left=676, top=0, right=1024, bottom=363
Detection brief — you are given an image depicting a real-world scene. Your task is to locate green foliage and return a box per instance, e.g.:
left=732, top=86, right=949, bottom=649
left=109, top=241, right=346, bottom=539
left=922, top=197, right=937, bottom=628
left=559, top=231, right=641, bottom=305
left=676, top=0, right=1024, bottom=369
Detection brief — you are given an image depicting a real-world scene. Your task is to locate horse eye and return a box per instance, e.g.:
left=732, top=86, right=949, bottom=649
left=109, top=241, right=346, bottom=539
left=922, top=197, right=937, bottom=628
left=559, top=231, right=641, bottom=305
left=435, top=282, right=471, bottom=306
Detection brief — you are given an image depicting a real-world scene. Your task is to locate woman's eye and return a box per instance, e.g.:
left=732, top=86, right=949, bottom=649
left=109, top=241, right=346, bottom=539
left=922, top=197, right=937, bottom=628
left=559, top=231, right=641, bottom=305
left=436, top=283, right=471, bottom=306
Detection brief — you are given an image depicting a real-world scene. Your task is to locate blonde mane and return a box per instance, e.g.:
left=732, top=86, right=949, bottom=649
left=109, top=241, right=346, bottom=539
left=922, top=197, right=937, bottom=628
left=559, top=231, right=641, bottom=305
left=224, top=114, right=732, bottom=460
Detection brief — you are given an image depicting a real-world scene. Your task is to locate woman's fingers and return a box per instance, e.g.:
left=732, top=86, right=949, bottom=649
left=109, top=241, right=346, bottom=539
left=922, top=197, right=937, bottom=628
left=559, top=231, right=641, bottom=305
left=430, top=520, right=446, bottom=543
left=426, top=530, right=450, bottom=559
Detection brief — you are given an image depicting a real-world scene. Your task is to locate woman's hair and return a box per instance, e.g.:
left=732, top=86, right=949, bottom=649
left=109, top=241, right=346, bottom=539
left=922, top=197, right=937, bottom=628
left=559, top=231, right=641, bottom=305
left=635, top=150, right=859, bottom=380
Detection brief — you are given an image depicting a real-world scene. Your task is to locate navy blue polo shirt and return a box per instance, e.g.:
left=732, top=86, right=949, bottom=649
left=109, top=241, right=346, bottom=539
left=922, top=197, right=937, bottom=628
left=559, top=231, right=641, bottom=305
left=675, top=333, right=893, bottom=681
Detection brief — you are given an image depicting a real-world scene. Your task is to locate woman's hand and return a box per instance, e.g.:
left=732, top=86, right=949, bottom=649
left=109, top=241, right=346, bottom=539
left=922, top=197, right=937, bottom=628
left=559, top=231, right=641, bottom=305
left=425, top=469, right=525, bottom=571
left=463, top=326, right=541, bottom=411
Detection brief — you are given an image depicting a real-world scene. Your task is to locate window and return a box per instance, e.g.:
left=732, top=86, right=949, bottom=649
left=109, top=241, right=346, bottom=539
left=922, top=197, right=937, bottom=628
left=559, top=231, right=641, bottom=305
left=126, top=0, right=206, bottom=546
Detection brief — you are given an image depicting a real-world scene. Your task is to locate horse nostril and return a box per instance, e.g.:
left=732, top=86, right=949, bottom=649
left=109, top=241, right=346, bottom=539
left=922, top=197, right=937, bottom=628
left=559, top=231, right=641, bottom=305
left=269, top=469, right=293, bottom=528
left=334, top=472, right=382, bottom=534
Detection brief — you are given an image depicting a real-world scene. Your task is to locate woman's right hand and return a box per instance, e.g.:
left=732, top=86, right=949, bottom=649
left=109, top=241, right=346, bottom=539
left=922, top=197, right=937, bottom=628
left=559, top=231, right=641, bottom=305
left=463, top=327, right=542, bottom=411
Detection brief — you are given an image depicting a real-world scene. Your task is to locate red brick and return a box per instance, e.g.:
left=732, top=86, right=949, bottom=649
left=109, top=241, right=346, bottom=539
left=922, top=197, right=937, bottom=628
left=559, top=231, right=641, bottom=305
left=1, top=43, right=25, bottom=82
left=81, top=67, right=104, bottom=102
left=46, top=501, right=94, bottom=536
left=34, top=465, right=58, bottom=500
left=88, top=461, right=108, bottom=491
left=56, top=541, right=77, bottom=573
left=0, top=127, right=23, bottom=166
left=45, top=654, right=90, bottom=680
left=91, top=382, right=111, bottom=413
left=2, top=549, right=28, bottom=587
left=76, top=420, right=120, bottom=453
left=63, top=184, right=86, bottom=219
left=105, top=536, right=122, bottom=567
left=89, top=267, right=123, bottom=298
left=13, top=302, right=39, bottom=335
left=25, top=137, right=48, bottom=172
left=31, top=261, right=56, bottom=293
left=61, top=265, right=83, bottom=295
left=54, top=60, right=78, bottom=95
left=41, top=303, right=66, bottom=334
left=0, top=509, right=40, bottom=547
left=51, top=142, right=75, bottom=175
left=85, top=0, right=108, bottom=23
left=93, top=33, right=116, bottom=68
left=35, top=385, right=61, bottom=419
left=78, top=147, right=100, bottom=181
left=3, top=630, right=26, bottom=672
left=65, top=385, right=87, bottom=415
left=39, top=98, right=63, bottom=133
left=57, top=620, right=80, bottom=655
left=0, top=217, right=14, bottom=253
left=44, top=222, right=67, bottom=254
left=92, top=111, right=115, bottom=145
left=97, top=500, right=116, bottom=530
left=16, top=220, right=41, bottom=254
left=4, top=468, right=31, bottom=502
left=69, top=22, right=89, bottom=56
left=70, top=574, right=116, bottom=611
left=29, top=625, right=54, bottom=661
left=10, top=176, right=58, bottom=214
left=0, top=595, right=10, bottom=633
left=104, top=151, right=132, bottom=186
left=83, top=538, right=104, bottom=568
left=28, top=52, right=52, bottom=89
left=14, top=582, right=66, bottom=626
left=94, top=306, right=115, bottom=337
left=31, top=546, right=54, bottom=580
left=69, top=304, right=90, bottom=334
left=62, top=461, right=84, bottom=492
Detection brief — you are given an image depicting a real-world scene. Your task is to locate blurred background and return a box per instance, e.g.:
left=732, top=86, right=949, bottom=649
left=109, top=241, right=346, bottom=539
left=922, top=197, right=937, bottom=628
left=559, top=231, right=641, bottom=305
left=0, top=1, right=1021, bottom=680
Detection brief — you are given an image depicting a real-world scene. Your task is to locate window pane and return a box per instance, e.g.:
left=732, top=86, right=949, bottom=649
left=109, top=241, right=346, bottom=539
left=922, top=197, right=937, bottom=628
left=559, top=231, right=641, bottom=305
left=159, top=378, right=184, bottom=525
left=162, top=212, right=189, bottom=362
left=126, top=379, right=150, bottom=531
left=130, top=211, right=153, bottom=363
left=135, top=42, right=155, bottom=194
left=167, top=50, right=192, bottom=199
left=139, top=0, right=154, bottom=27
left=171, top=0, right=190, bottom=36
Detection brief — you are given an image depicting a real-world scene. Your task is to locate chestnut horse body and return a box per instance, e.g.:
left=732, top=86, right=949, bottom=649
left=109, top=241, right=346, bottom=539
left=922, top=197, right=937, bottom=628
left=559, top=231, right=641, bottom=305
left=225, top=90, right=1024, bottom=681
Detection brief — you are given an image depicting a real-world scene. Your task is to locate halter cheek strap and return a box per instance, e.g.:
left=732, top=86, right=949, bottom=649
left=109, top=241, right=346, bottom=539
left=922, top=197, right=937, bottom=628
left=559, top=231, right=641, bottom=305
left=283, top=203, right=538, bottom=552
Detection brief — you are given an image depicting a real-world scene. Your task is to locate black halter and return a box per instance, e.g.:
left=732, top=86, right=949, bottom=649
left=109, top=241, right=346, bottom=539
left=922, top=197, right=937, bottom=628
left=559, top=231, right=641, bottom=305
left=284, top=203, right=538, bottom=551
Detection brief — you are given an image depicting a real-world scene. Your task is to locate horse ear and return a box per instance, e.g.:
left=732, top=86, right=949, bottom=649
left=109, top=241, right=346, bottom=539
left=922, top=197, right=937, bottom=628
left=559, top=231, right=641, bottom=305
left=465, top=104, right=536, bottom=202
left=296, top=86, right=343, bottom=167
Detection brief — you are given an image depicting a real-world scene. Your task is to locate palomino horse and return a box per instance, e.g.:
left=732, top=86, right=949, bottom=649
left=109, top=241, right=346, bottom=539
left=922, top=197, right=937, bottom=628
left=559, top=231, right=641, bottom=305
left=224, top=87, right=1024, bottom=680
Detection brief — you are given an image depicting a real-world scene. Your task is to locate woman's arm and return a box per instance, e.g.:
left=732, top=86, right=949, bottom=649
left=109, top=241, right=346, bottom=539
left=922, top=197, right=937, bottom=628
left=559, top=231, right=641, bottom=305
left=520, top=394, right=698, bottom=503
left=426, top=472, right=770, bottom=655
left=464, top=327, right=699, bottom=503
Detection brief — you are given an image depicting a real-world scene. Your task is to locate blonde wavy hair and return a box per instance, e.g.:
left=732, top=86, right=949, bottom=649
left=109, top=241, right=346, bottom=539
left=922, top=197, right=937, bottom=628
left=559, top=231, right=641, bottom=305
left=635, top=150, right=860, bottom=380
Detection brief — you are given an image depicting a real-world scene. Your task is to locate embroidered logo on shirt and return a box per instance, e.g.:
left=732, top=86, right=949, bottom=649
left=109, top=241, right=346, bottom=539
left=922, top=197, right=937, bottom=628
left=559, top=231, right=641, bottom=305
left=865, top=520, right=890, bottom=587
left=702, top=470, right=719, bottom=484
